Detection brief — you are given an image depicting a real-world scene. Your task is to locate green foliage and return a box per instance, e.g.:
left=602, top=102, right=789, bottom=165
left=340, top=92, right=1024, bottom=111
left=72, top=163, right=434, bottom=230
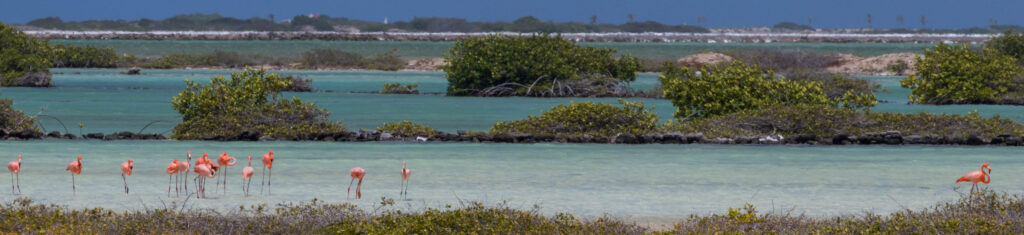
left=0, top=22, right=52, bottom=86
left=887, top=59, right=910, bottom=75
left=376, top=120, right=437, bottom=137
left=491, top=99, right=658, bottom=137
left=725, top=49, right=840, bottom=73
left=772, top=22, right=813, bottom=31
left=299, top=48, right=405, bottom=70
left=48, top=44, right=119, bottom=68
left=139, top=50, right=289, bottom=69
left=380, top=83, right=419, bottom=94
left=442, top=34, right=640, bottom=96
left=661, top=104, right=1024, bottom=139
left=987, top=30, right=1024, bottom=63
left=900, top=43, right=1023, bottom=104
left=659, top=61, right=833, bottom=119
left=0, top=95, right=37, bottom=133
left=170, top=68, right=344, bottom=139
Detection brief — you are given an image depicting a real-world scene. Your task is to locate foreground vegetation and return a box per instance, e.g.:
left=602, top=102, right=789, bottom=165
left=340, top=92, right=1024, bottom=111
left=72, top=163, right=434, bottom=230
left=2, top=190, right=1023, bottom=233
left=171, top=68, right=344, bottom=139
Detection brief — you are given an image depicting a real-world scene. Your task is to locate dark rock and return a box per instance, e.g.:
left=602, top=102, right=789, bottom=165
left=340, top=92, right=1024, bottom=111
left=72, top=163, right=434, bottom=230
left=47, top=131, right=62, bottom=138
left=965, top=135, right=986, bottom=145
left=63, top=133, right=77, bottom=139
left=85, top=133, right=104, bottom=139
left=683, top=133, right=704, bottom=144
left=258, top=136, right=275, bottom=141
left=662, top=133, right=684, bottom=144
left=511, top=133, right=533, bottom=143
left=457, top=130, right=469, bottom=136
left=13, top=72, right=52, bottom=87
left=734, top=136, right=756, bottom=144
left=903, top=135, right=923, bottom=144
left=379, top=132, right=394, bottom=140
left=990, top=135, right=1007, bottom=145
left=785, top=134, right=818, bottom=144
left=611, top=133, right=638, bottom=144
left=120, top=67, right=142, bottom=75
left=832, top=134, right=853, bottom=145
left=1006, top=137, right=1022, bottom=146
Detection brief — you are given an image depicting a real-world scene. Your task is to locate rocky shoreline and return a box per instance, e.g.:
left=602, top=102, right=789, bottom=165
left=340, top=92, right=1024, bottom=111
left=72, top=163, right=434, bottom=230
left=5, top=129, right=1022, bottom=146
left=25, top=31, right=994, bottom=43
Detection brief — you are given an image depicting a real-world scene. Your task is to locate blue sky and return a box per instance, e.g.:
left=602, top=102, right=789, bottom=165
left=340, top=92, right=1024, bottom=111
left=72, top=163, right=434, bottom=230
left=1, top=0, right=1020, bottom=28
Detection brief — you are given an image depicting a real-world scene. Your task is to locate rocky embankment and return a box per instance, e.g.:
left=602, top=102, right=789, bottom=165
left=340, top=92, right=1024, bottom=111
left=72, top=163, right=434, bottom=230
left=25, top=31, right=993, bottom=43
left=8, top=129, right=1022, bottom=146
left=675, top=52, right=920, bottom=75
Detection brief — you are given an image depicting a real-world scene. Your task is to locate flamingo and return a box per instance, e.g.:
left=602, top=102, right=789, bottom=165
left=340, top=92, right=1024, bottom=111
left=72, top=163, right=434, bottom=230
left=120, top=158, right=133, bottom=195
left=216, top=152, right=236, bottom=194
left=166, top=159, right=179, bottom=196
left=178, top=151, right=192, bottom=195
left=400, top=161, right=411, bottom=199
left=8, top=155, right=21, bottom=194
left=241, top=156, right=255, bottom=196
left=193, top=163, right=215, bottom=198
left=66, top=155, right=82, bottom=195
left=348, top=167, right=365, bottom=199
left=956, top=163, right=992, bottom=197
left=261, top=150, right=274, bottom=195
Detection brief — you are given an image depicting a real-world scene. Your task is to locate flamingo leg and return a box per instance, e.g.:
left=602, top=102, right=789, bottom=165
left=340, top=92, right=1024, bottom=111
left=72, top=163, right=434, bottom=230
left=405, top=178, right=410, bottom=199
left=71, top=173, right=76, bottom=195
left=247, top=177, right=252, bottom=196
left=268, top=168, right=272, bottom=195
left=357, top=178, right=363, bottom=199
left=261, top=167, right=266, bottom=195
left=168, top=175, right=172, bottom=197
left=347, top=178, right=355, bottom=199
left=15, top=173, right=19, bottom=194
left=122, top=174, right=128, bottom=195
left=10, top=172, right=13, bottom=195
left=183, top=171, right=189, bottom=194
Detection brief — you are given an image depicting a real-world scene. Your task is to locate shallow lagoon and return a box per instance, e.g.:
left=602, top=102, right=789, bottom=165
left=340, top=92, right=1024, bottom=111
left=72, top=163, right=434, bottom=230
left=0, top=69, right=1022, bottom=226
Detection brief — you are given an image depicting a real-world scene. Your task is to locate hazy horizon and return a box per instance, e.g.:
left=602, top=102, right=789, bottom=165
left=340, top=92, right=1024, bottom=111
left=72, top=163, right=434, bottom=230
left=2, top=0, right=1022, bottom=29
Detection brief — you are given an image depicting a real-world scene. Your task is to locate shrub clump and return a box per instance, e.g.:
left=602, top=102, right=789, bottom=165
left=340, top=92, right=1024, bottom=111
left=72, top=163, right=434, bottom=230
left=0, top=95, right=37, bottom=134
left=662, top=104, right=1024, bottom=139
left=442, top=34, right=641, bottom=97
left=376, top=120, right=437, bottom=137
left=170, top=68, right=344, bottom=139
left=48, top=44, right=119, bottom=68
left=0, top=22, right=52, bottom=87
left=301, top=48, right=405, bottom=71
left=900, top=43, right=1024, bottom=104
left=380, top=82, right=419, bottom=94
left=725, top=49, right=839, bottom=73
left=491, top=99, right=658, bottom=137
left=659, top=61, right=836, bottom=119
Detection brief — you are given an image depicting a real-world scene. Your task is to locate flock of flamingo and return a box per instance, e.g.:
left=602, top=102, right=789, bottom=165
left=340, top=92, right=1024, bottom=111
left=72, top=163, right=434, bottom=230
left=5, top=150, right=414, bottom=200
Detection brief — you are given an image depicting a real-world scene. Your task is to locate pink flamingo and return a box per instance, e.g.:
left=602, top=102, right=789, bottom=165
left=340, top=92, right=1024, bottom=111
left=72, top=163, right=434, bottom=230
left=216, top=152, right=236, bottom=194
left=400, top=161, right=411, bottom=199
left=193, top=163, right=215, bottom=198
left=166, top=159, right=179, bottom=196
left=120, top=158, right=133, bottom=195
left=241, top=156, right=255, bottom=196
left=956, top=163, right=992, bottom=197
left=7, top=155, right=21, bottom=194
left=178, top=151, right=192, bottom=195
left=348, top=167, right=365, bottom=199
left=66, top=155, right=82, bottom=195
left=261, top=150, right=274, bottom=195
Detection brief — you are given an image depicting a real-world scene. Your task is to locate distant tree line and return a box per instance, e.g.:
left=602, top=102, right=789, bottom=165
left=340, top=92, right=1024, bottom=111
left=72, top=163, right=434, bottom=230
left=24, top=14, right=709, bottom=33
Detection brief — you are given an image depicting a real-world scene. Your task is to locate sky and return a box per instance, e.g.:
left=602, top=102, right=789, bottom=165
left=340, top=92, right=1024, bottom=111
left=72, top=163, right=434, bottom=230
left=1, top=0, right=1021, bottom=29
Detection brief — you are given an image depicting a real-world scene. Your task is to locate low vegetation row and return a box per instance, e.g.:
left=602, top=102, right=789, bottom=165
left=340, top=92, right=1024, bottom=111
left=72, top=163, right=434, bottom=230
left=1, top=190, right=1023, bottom=233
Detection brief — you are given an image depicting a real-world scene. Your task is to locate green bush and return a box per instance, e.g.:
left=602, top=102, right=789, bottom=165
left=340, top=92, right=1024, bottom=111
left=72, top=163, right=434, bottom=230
left=361, top=49, right=404, bottom=71
left=49, top=44, right=118, bottom=68
left=170, top=68, right=344, bottom=139
left=900, top=43, right=1022, bottom=104
left=659, top=61, right=834, bottom=119
left=380, top=82, right=419, bottom=94
left=661, top=104, right=1024, bottom=139
left=492, top=99, right=658, bottom=137
left=0, top=95, right=37, bottom=133
left=442, top=34, right=640, bottom=96
left=0, top=22, right=52, bottom=86
left=376, top=120, right=436, bottom=137
left=987, top=30, right=1024, bottom=63
left=301, top=48, right=363, bottom=68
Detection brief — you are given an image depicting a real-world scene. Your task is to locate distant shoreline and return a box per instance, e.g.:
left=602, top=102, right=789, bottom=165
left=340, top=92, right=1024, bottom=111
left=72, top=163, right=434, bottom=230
left=24, top=30, right=994, bottom=43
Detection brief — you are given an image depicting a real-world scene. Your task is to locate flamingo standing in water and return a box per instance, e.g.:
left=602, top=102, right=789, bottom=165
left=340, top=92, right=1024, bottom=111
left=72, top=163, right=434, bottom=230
left=8, top=155, right=21, bottom=194
left=66, top=155, right=82, bottom=195
left=193, top=163, right=215, bottom=198
left=216, top=152, right=236, bottom=194
left=348, top=167, right=365, bottom=199
left=261, top=150, right=274, bottom=195
left=120, top=159, right=133, bottom=195
left=956, top=163, right=992, bottom=197
left=400, top=161, right=411, bottom=199
left=178, top=152, right=192, bottom=194
left=166, top=159, right=179, bottom=196
left=241, top=156, right=255, bottom=196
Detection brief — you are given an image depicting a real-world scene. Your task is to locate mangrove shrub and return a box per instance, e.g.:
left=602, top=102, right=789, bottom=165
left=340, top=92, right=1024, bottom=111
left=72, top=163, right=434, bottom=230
left=49, top=44, right=119, bottom=68
left=442, top=34, right=640, bottom=96
left=376, top=120, right=437, bottom=137
left=659, top=61, right=833, bottom=119
left=491, top=100, right=657, bottom=136
left=900, top=43, right=1022, bottom=104
left=0, top=94, right=37, bottom=134
left=987, top=30, right=1024, bottom=63
left=171, top=68, right=344, bottom=139
left=0, top=22, right=52, bottom=86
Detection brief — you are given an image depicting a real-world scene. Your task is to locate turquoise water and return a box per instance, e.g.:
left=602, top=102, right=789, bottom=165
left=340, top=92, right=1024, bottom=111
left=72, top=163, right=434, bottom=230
left=0, top=141, right=1020, bottom=226
left=50, top=40, right=935, bottom=59
left=1, top=69, right=1023, bottom=226
left=1, top=69, right=1021, bottom=135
